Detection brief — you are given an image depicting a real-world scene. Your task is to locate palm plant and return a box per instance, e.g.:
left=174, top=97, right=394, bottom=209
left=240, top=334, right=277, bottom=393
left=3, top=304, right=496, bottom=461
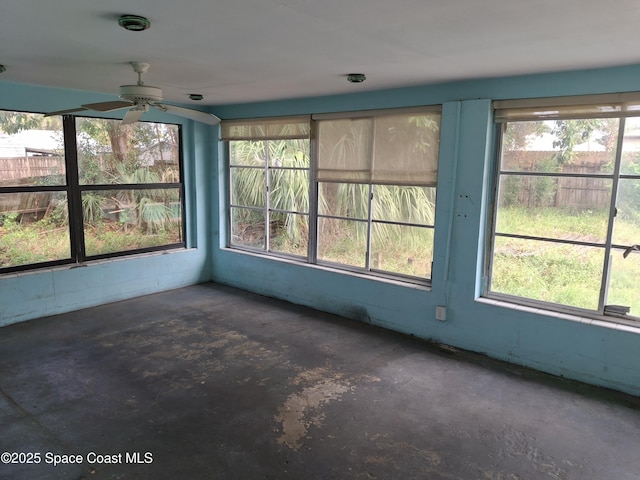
left=230, top=114, right=439, bottom=263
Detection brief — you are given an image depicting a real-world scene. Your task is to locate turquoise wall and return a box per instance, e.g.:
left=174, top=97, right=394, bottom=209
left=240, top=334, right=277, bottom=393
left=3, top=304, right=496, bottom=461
left=2, top=65, right=640, bottom=396
left=210, top=64, right=640, bottom=396
left=0, top=81, right=212, bottom=325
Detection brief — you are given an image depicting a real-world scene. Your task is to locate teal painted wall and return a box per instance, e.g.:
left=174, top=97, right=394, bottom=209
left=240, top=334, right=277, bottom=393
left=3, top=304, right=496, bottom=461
left=210, top=65, right=640, bottom=396
left=2, top=65, right=640, bottom=396
left=0, top=81, right=212, bottom=325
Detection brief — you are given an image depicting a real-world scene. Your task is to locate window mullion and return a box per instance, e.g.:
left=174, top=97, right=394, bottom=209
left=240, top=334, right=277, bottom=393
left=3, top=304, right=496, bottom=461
left=365, top=119, right=377, bottom=271
left=309, top=125, right=319, bottom=264
left=62, top=115, right=85, bottom=263
left=599, top=118, right=626, bottom=313
left=264, top=140, right=271, bottom=252
left=365, top=185, right=374, bottom=271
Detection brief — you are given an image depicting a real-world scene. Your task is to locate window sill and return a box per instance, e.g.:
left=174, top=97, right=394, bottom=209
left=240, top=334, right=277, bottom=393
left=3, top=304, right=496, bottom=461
left=0, top=247, right=195, bottom=280
left=220, top=247, right=432, bottom=292
left=476, top=296, right=640, bottom=334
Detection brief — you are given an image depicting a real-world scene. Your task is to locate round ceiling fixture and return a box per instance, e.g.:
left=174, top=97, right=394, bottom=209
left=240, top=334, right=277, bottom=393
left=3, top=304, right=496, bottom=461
left=188, top=94, right=204, bottom=101
left=347, top=73, right=366, bottom=83
left=118, top=15, right=151, bottom=32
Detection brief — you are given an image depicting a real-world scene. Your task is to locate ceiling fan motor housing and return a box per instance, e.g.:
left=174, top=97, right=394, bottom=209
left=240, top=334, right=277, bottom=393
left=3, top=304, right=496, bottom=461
left=119, top=84, right=163, bottom=104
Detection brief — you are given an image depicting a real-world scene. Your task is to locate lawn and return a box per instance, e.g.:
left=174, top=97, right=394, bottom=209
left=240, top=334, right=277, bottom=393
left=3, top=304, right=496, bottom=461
left=0, top=217, right=180, bottom=268
left=492, top=207, right=640, bottom=315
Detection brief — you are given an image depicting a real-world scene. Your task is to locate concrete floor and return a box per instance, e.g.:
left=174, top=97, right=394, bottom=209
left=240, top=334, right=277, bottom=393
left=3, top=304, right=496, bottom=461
left=1, top=283, right=639, bottom=480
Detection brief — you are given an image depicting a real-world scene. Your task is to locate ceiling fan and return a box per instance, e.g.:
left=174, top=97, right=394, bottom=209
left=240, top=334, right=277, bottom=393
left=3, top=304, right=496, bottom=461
left=46, top=62, right=221, bottom=125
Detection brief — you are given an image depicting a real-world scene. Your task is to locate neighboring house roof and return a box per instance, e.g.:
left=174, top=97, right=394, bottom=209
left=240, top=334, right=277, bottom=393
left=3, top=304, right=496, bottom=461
left=0, top=134, right=25, bottom=157
left=0, top=130, right=61, bottom=158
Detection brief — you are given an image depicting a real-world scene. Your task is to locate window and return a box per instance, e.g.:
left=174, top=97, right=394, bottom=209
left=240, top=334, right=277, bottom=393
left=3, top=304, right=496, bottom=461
left=225, top=116, right=311, bottom=257
left=0, top=110, right=184, bottom=273
left=487, top=94, right=640, bottom=320
left=224, top=107, right=441, bottom=283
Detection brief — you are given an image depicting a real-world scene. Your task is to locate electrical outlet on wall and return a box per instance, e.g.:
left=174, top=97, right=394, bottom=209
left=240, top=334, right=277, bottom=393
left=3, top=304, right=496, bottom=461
left=435, top=305, right=447, bottom=321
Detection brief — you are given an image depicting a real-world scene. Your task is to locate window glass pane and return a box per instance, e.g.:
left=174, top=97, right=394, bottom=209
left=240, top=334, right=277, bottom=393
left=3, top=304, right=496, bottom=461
left=230, top=139, right=310, bottom=166
left=83, top=188, right=183, bottom=256
left=371, top=223, right=433, bottom=278
left=269, top=169, right=308, bottom=213
left=613, top=178, right=640, bottom=246
left=270, top=139, right=310, bottom=168
left=497, top=175, right=560, bottom=209
left=230, top=140, right=267, bottom=166
left=620, top=117, right=640, bottom=175
left=372, top=185, right=435, bottom=225
left=317, top=217, right=367, bottom=268
left=496, top=175, right=611, bottom=243
left=491, top=236, right=604, bottom=310
left=76, top=118, right=180, bottom=185
left=230, top=207, right=265, bottom=250
left=0, top=192, right=70, bottom=268
left=270, top=212, right=308, bottom=257
left=606, top=247, right=640, bottom=317
left=500, top=120, right=617, bottom=174
left=0, top=111, right=65, bottom=187
left=230, top=167, right=265, bottom=207
left=318, top=182, right=369, bottom=219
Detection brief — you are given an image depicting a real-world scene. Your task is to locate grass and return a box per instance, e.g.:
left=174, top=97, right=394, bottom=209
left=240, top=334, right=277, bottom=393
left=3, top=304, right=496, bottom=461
left=3, top=203, right=637, bottom=318
left=0, top=222, right=70, bottom=267
left=83, top=223, right=181, bottom=256
left=0, top=219, right=181, bottom=268
left=493, top=207, right=640, bottom=315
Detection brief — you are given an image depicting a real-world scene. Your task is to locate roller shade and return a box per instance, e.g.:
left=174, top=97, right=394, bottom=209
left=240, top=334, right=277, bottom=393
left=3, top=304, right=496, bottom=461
left=221, top=115, right=311, bottom=140
left=494, top=92, right=640, bottom=122
left=316, top=109, right=441, bottom=186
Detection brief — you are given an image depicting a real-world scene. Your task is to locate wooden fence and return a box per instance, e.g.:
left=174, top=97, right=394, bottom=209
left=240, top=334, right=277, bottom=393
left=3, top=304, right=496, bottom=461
left=0, top=155, right=64, bottom=183
left=0, top=156, right=64, bottom=219
left=501, top=151, right=617, bottom=209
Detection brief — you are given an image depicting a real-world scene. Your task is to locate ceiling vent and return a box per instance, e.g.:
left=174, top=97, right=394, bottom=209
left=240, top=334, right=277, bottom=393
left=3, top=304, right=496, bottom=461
left=118, top=15, right=151, bottom=32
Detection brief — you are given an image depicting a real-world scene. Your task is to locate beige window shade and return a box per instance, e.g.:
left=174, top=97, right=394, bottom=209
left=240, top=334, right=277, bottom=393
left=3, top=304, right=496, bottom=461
left=494, top=92, right=640, bottom=122
left=316, top=111, right=441, bottom=186
left=221, top=115, right=311, bottom=140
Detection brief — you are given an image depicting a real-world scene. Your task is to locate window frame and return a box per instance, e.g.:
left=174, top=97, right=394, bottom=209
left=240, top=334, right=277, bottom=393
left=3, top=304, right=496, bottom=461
left=0, top=110, right=186, bottom=275
left=485, top=94, right=640, bottom=322
left=228, top=137, right=311, bottom=258
left=225, top=106, right=441, bottom=286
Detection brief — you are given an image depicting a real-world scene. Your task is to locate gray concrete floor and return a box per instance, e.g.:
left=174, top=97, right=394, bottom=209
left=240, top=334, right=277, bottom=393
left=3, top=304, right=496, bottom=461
left=1, top=283, right=639, bottom=480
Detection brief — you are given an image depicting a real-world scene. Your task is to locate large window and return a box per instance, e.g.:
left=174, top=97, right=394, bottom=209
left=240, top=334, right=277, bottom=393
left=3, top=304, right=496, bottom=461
left=0, top=111, right=184, bottom=273
left=224, top=108, right=441, bottom=283
left=487, top=95, right=640, bottom=320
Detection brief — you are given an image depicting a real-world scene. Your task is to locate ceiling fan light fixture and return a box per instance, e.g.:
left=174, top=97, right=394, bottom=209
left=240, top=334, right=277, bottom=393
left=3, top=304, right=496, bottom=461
left=118, top=15, right=150, bottom=32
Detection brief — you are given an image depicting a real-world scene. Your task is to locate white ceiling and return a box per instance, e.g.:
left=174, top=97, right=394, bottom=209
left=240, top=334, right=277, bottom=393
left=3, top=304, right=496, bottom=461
left=1, top=0, right=640, bottom=107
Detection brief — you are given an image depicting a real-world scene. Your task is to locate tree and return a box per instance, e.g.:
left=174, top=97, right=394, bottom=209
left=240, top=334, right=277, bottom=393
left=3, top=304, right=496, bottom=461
left=552, top=119, right=600, bottom=165
left=0, top=111, right=62, bottom=134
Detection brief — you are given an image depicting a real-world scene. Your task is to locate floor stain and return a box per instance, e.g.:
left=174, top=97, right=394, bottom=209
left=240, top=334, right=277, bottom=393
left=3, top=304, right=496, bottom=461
left=275, top=368, right=353, bottom=449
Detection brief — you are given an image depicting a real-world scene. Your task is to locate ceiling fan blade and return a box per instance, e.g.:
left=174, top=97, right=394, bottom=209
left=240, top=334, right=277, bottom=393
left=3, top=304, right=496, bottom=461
left=44, top=107, right=89, bottom=117
left=121, top=108, right=145, bottom=125
left=82, top=100, right=133, bottom=112
left=156, top=104, right=221, bottom=125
